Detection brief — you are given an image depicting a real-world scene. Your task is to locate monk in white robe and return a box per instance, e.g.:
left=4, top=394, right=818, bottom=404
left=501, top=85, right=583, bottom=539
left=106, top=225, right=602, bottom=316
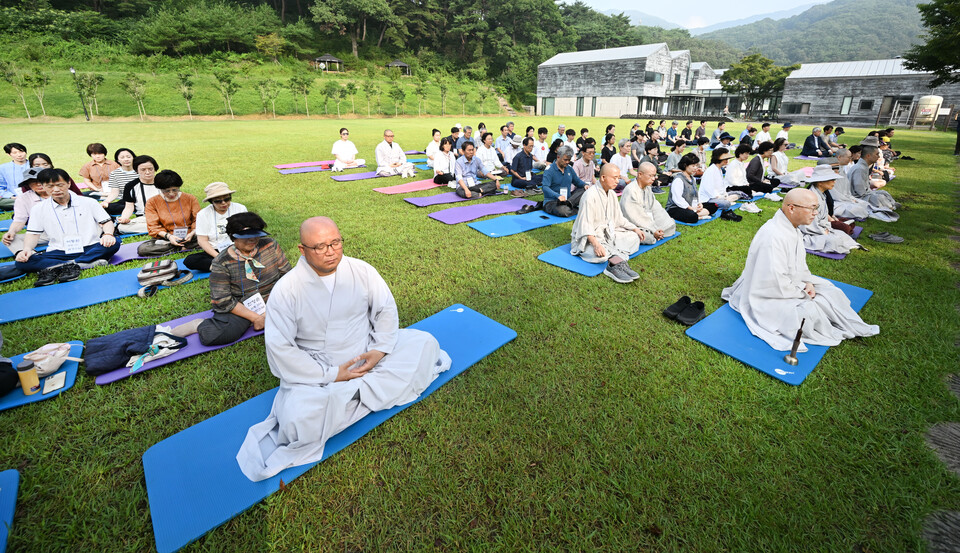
left=722, top=189, right=879, bottom=352
left=799, top=166, right=863, bottom=254
left=620, top=162, right=676, bottom=244
left=375, top=129, right=416, bottom=177
left=237, top=217, right=451, bottom=481
left=847, top=146, right=899, bottom=214
left=570, top=164, right=645, bottom=283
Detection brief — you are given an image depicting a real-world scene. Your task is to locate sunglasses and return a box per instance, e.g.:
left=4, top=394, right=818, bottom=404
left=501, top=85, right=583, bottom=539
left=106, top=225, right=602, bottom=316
left=211, top=196, right=232, bottom=204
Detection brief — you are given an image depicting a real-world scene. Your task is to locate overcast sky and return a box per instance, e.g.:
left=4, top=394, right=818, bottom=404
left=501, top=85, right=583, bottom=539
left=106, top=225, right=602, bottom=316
left=577, top=0, right=831, bottom=29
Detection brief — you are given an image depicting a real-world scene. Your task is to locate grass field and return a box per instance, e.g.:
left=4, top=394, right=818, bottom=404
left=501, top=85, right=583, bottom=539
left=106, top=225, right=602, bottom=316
left=1, top=116, right=958, bottom=552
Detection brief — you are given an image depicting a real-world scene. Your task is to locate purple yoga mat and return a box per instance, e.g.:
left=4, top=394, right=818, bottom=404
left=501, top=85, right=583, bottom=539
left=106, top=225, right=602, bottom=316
left=274, top=160, right=333, bottom=169
left=405, top=191, right=503, bottom=207
left=94, top=310, right=263, bottom=385
left=404, top=150, right=426, bottom=155
left=793, top=155, right=821, bottom=161
left=805, top=226, right=863, bottom=260
left=109, top=242, right=198, bottom=265
left=429, top=198, right=536, bottom=225
left=330, top=171, right=382, bottom=182
left=372, top=179, right=440, bottom=194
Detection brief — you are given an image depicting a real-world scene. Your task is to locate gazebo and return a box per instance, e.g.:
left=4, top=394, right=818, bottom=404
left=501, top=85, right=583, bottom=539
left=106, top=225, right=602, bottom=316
left=314, top=54, right=343, bottom=72
left=386, top=59, right=411, bottom=76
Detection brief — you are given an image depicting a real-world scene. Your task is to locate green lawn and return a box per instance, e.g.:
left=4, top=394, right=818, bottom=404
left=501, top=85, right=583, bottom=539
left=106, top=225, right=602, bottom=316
left=1, top=117, right=958, bottom=552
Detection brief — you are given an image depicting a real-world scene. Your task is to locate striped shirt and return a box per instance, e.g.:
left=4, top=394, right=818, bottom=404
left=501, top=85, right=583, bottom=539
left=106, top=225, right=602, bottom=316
left=209, top=237, right=292, bottom=313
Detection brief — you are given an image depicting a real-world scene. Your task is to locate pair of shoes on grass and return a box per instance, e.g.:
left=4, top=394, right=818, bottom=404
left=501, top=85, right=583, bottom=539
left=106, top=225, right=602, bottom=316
left=663, top=295, right=706, bottom=325
left=868, top=231, right=904, bottom=243
left=603, top=260, right=639, bottom=283
left=720, top=210, right=742, bottom=222
left=740, top=203, right=762, bottom=214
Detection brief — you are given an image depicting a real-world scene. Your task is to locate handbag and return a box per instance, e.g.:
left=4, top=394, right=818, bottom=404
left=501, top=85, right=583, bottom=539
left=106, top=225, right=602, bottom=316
left=23, top=343, right=83, bottom=378
left=137, top=260, right=194, bottom=298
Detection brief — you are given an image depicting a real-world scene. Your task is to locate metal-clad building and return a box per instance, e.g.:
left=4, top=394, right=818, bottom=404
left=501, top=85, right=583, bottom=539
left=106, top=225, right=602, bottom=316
left=781, top=58, right=960, bottom=126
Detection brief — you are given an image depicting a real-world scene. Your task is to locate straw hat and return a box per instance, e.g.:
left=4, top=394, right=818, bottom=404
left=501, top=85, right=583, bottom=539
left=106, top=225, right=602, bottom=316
left=203, top=181, right=236, bottom=202
left=806, top=165, right=838, bottom=183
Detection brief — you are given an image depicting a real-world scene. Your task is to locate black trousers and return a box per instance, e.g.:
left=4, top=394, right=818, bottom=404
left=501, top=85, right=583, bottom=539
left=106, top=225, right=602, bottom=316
left=668, top=203, right=717, bottom=224
left=455, top=181, right=498, bottom=198
left=184, top=251, right=214, bottom=273
left=433, top=174, right=455, bottom=185
left=544, top=187, right=585, bottom=217
left=197, top=312, right=253, bottom=346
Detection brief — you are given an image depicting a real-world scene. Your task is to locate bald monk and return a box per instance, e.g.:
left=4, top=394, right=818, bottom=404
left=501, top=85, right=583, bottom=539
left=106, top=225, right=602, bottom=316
left=570, top=163, right=645, bottom=283
left=722, top=189, right=879, bottom=352
left=620, top=162, right=676, bottom=244
left=237, top=216, right=452, bottom=481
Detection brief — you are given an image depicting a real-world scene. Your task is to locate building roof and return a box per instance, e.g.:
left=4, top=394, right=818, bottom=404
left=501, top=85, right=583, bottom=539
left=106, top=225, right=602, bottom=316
left=315, top=53, right=342, bottom=62
left=386, top=59, right=410, bottom=67
left=714, top=69, right=726, bottom=77
left=787, top=58, right=928, bottom=79
left=690, top=61, right=712, bottom=71
left=670, top=50, right=689, bottom=59
left=539, top=43, right=668, bottom=68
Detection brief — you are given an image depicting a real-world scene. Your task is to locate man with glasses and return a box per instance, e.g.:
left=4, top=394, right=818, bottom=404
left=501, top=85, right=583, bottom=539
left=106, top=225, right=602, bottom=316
left=14, top=168, right=120, bottom=284
left=116, top=155, right=160, bottom=235
left=331, top=128, right=365, bottom=172
left=721, top=188, right=879, bottom=352
left=374, top=129, right=416, bottom=178
left=236, top=216, right=452, bottom=481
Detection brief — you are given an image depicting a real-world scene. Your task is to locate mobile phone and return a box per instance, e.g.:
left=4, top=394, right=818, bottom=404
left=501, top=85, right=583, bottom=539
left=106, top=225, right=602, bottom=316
left=43, top=371, right=67, bottom=394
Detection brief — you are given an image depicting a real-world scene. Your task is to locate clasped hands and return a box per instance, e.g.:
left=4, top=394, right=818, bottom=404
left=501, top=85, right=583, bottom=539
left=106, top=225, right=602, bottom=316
left=336, top=350, right=386, bottom=381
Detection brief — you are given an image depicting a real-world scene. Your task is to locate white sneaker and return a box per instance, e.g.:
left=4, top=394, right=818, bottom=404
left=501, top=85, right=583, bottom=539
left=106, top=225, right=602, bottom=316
left=740, top=203, right=762, bottom=214
left=764, top=193, right=782, bottom=202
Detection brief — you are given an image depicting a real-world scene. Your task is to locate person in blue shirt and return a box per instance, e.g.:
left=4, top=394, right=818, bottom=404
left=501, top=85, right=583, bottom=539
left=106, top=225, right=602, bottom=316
left=454, top=142, right=502, bottom=199
left=665, top=121, right=679, bottom=146
left=0, top=142, right=29, bottom=211
left=542, top=146, right=587, bottom=217
left=507, top=138, right=542, bottom=195
left=455, top=126, right=474, bottom=156
left=494, top=126, right=512, bottom=163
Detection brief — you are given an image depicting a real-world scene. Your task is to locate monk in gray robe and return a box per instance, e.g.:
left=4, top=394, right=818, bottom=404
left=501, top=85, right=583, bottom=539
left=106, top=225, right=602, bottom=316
left=237, top=216, right=451, bottom=481
left=570, top=163, right=645, bottom=283
left=799, top=165, right=863, bottom=254
left=847, top=145, right=899, bottom=214
left=620, top=161, right=677, bottom=244
left=722, top=189, right=879, bottom=352
left=824, top=151, right=871, bottom=220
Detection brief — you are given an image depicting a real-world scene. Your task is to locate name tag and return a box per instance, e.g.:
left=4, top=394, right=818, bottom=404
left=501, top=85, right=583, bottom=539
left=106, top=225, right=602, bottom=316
left=63, top=234, right=84, bottom=255
left=173, top=227, right=188, bottom=241
left=242, top=292, right=267, bottom=315
left=466, top=177, right=476, bottom=187
left=525, top=171, right=532, bottom=180
left=215, top=238, right=232, bottom=252
left=560, top=188, right=568, bottom=198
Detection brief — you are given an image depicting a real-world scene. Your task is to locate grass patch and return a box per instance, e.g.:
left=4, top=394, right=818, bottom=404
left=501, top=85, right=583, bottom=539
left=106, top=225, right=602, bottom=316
left=1, top=117, right=958, bottom=552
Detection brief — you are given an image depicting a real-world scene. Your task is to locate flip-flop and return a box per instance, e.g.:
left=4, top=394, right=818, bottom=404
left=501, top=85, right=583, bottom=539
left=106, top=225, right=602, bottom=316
left=675, top=301, right=706, bottom=326
left=662, top=295, right=691, bottom=320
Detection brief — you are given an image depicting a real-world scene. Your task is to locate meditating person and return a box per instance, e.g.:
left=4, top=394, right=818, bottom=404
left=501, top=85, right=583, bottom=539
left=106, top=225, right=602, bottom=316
left=495, top=126, right=512, bottom=162
left=823, top=125, right=844, bottom=150
left=137, top=169, right=200, bottom=257
left=721, top=188, right=879, bottom=352
left=800, top=127, right=831, bottom=158
left=502, top=137, right=523, bottom=170
left=698, top=149, right=742, bottom=218
left=692, top=138, right=709, bottom=176
left=14, top=168, right=120, bottom=282
left=630, top=135, right=644, bottom=169
left=681, top=121, right=693, bottom=141
left=657, top=120, right=667, bottom=137
left=101, top=147, right=136, bottom=216
left=572, top=143, right=598, bottom=187
left=551, top=124, right=566, bottom=144
left=78, top=143, right=119, bottom=198
left=0, top=142, right=29, bottom=211
left=432, top=138, right=457, bottom=187
left=645, top=120, right=655, bottom=137
left=29, top=153, right=52, bottom=170
left=570, top=163, right=644, bottom=284
left=117, top=155, right=160, bottom=235
left=476, top=133, right=505, bottom=177
left=533, top=128, right=550, bottom=169
left=454, top=142, right=501, bottom=199
left=740, top=127, right=758, bottom=150
left=608, top=139, right=637, bottom=192
left=235, top=216, right=451, bottom=481
left=746, top=141, right=778, bottom=195
left=776, top=122, right=792, bottom=142
left=847, top=145, right=899, bottom=215
left=826, top=150, right=871, bottom=221
left=446, top=126, right=461, bottom=152
left=715, top=132, right=735, bottom=152
left=184, top=182, right=248, bottom=273
left=799, top=166, right=863, bottom=253
left=770, top=138, right=790, bottom=178
left=507, top=137, right=542, bottom=194
left=562, top=128, right=578, bottom=155
left=620, top=162, right=677, bottom=244
left=710, top=122, right=727, bottom=148
left=542, top=146, right=588, bottom=217
left=331, top=128, right=365, bottom=172
left=754, top=123, right=772, bottom=147
left=425, top=129, right=442, bottom=168
left=695, top=121, right=707, bottom=140
left=724, top=145, right=753, bottom=195
left=455, top=126, right=474, bottom=156
left=2, top=168, right=53, bottom=255
left=664, top=140, right=685, bottom=179
left=600, top=133, right=617, bottom=165
left=374, top=130, right=416, bottom=178
left=575, top=128, right=591, bottom=153
left=666, top=153, right=716, bottom=224
left=172, top=212, right=292, bottom=346
left=665, top=121, right=679, bottom=146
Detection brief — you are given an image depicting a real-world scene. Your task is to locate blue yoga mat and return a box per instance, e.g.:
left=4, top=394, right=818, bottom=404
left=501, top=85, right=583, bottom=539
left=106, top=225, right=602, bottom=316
left=0, top=342, right=83, bottom=413
left=0, top=220, right=10, bottom=231
left=676, top=204, right=741, bottom=227
left=143, top=304, right=517, bottom=553
left=0, top=243, right=46, bottom=260
left=0, top=260, right=210, bottom=324
left=467, top=210, right=575, bottom=238
left=537, top=232, right=681, bottom=276
left=0, top=469, right=17, bottom=553
left=685, top=279, right=872, bottom=385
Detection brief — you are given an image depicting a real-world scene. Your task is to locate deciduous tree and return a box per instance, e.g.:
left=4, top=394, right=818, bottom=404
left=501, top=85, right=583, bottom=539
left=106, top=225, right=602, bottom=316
left=720, top=54, right=798, bottom=117
left=904, top=0, right=960, bottom=87
left=176, top=72, right=194, bottom=119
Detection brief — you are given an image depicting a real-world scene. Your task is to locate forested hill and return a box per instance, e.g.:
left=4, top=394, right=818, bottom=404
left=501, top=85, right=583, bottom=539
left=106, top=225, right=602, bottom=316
left=698, top=0, right=925, bottom=65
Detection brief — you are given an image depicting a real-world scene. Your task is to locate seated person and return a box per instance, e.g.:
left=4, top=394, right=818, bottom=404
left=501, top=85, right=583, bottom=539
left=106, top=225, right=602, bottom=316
left=600, top=133, right=617, bottom=165
left=331, top=128, right=365, bottom=172
left=0, top=142, right=29, bottom=211
left=575, top=128, right=590, bottom=153
left=495, top=126, right=512, bottom=162
left=137, top=170, right=200, bottom=257
left=648, top=132, right=667, bottom=163
left=746, top=141, right=778, bottom=194
left=424, top=129, right=442, bottom=168
left=184, top=182, right=248, bottom=273
left=542, top=146, right=587, bottom=217
left=453, top=142, right=502, bottom=199
left=620, top=161, right=677, bottom=244
left=101, top=147, right=137, bottom=216
left=374, top=130, right=416, bottom=178
left=692, top=137, right=709, bottom=176
left=572, top=144, right=598, bottom=187
left=715, top=132, right=735, bottom=152
left=847, top=145, right=899, bottom=214
left=721, top=188, right=879, bottom=351
left=825, top=150, right=870, bottom=221
left=78, top=143, right=119, bottom=198
left=446, top=126, right=461, bottom=152
left=15, top=168, right=120, bottom=281
left=609, top=139, right=637, bottom=191
left=680, top=121, right=693, bottom=141
left=532, top=128, right=550, bottom=169
left=116, top=155, right=160, bottom=235
left=2, top=168, right=55, bottom=254
left=570, top=163, right=645, bottom=284
left=800, top=127, right=831, bottom=158
left=545, top=139, right=563, bottom=165
left=666, top=153, right=717, bottom=224
left=502, top=137, right=523, bottom=170
left=694, top=121, right=707, bottom=140
left=799, top=166, right=863, bottom=253
left=639, top=141, right=661, bottom=175
left=769, top=138, right=790, bottom=178
left=776, top=122, right=792, bottom=144
left=739, top=127, right=758, bottom=150
left=432, top=138, right=457, bottom=187
left=476, top=133, right=504, bottom=176
left=508, top=137, right=543, bottom=194
left=235, top=216, right=451, bottom=481
left=665, top=121, right=679, bottom=146
left=630, top=135, right=644, bottom=169
left=699, top=149, right=740, bottom=211
left=455, top=126, right=474, bottom=157
left=724, top=145, right=753, bottom=195
left=663, top=140, right=686, bottom=180
left=824, top=125, right=845, bottom=150
left=710, top=122, right=727, bottom=148
left=562, top=128, right=578, bottom=155
left=754, top=123, right=772, bottom=147
left=171, top=212, right=292, bottom=346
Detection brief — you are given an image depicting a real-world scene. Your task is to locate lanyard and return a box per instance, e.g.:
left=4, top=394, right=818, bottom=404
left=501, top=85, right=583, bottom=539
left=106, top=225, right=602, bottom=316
left=164, top=196, right=188, bottom=229
left=50, top=197, right=80, bottom=236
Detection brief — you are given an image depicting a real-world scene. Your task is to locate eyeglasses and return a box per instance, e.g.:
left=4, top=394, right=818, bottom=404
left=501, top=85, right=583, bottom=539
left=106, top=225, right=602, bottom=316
left=301, top=238, right=344, bottom=254
left=211, top=196, right=232, bottom=204
left=789, top=204, right=819, bottom=211
left=341, top=132, right=349, bottom=136
left=384, top=134, right=395, bottom=138
left=42, top=181, right=70, bottom=189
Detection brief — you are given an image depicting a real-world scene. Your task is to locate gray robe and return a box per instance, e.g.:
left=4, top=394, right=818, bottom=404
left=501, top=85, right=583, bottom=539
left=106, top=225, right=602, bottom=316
left=236, top=256, right=451, bottom=481
left=570, top=184, right=640, bottom=262
left=829, top=171, right=871, bottom=220
left=722, top=210, right=879, bottom=352
left=799, top=187, right=861, bottom=254
left=847, top=159, right=900, bottom=212
left=620, top=181, right=676, bottom=244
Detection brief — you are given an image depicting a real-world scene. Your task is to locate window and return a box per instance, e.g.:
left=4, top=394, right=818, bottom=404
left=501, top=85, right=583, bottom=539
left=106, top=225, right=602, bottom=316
left=541, top=97, right=554, bottom=116
left=644, top=71, right=663, bottom=84
left=840, top=96, right=852, bottom=115
left=576, top=97, right=584, bottom=117
left=591, top=97, right=596, bottom=117
left=781, top=103, right=811, bottom=115
left=673, top=73, right=681, bottom=89
left=859, top=99, right=875, bottom=111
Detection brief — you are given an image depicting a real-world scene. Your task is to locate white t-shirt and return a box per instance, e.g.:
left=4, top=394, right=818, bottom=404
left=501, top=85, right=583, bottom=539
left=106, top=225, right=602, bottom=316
left=533, top=140, right=549, bottom=162
left=776, top=130, right=789, bottom=141
left=318, top=273, right=336, bottom=293
left=754, top=131, right=772, bottom=145
left=26, top=193, right=110, bottom=251
left=425, top=140, right=441, bottom=167
left=331, top=140, right=358, bottom=162
left=610, top=153, right=633, bottom=182
left=196, top=202, right=248, bottom=251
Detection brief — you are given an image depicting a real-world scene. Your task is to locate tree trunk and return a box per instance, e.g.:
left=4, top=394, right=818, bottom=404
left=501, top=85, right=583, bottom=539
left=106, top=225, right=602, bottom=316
left=362, top=19, right=367, bottom=41
left=271, top=99, right=276, bottom=118
left=36, top=95, right=46, bottom=116
left=186, top=100, right=193, bottom=120
left=351, top=28, right=359, bottom=58
left=17, top=91, right=30, bottom=120
left=280, top=0, right=286, bottom=23
left=377, top=25, right=386, bottom=48
left=227, top=97, right=234, bottom=119
left=295, top=0, right=301, bottom=16
left=305, top=98, right=310, bottom=117
left=336, top=101, right=340, bottom=118
left=93, top=96, right=99, bottom=114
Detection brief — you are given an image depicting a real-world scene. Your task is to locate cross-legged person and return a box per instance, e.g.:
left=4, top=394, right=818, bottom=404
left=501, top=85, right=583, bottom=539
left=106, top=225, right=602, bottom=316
left=375, top=130, right=416, bottom=177
left=331, top=128, right=365, bottom=172
left=620, top=162, right=677, bottom=244
left=666, top=153, right=716, bottom=224
left=136, top=170, right=200, bottom=257
left=542, top=146, right=587, bottom=217
left=507, top=137, right=542, bottom=194
left=454, top=142, right=501, bottom=199
left=184, top=181, right=248, bottom=273
left=799, top=166, right=863, bottom=253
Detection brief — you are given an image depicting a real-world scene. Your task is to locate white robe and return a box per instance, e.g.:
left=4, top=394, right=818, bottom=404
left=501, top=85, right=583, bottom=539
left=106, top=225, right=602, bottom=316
left=620, top=181, right=676, bottom=244
left=570, top=185, right=640, bottom=263
left=236, top=256, right=451, bottom=481
left=799, top=187, right=861, bottom=254
left=721, top=210, right=879, bottom=352
left=698, top=164, right=728, bottom=203
left=375, top=141, right=415, bottom=176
